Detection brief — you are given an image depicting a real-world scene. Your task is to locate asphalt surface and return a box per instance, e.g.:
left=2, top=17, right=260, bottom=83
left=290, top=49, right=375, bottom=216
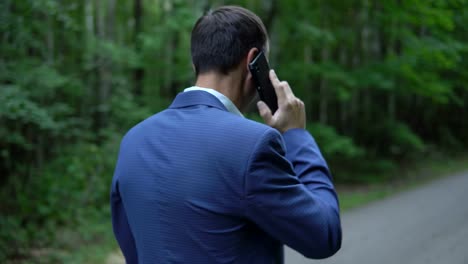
left=285, top=171, right=468, bottom=264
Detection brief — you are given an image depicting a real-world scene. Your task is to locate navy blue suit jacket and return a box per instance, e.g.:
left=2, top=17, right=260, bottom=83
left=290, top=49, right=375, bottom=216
left=111, top=91, right=342, bottom=263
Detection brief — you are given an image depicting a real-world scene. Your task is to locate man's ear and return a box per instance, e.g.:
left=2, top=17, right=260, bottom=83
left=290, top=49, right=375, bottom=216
left=241, top=47, right=259, bottom=100
left=245, top=47, right=259, bottom=78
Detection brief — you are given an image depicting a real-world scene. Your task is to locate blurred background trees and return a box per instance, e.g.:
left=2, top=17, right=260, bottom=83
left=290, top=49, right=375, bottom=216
left=1, top=0, right=467, bottom=261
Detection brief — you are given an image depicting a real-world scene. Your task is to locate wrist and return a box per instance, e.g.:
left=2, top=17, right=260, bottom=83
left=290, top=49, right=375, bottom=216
left=282, top=127, right=306, bottom=134
left=280, top=125, right=306, bottom=134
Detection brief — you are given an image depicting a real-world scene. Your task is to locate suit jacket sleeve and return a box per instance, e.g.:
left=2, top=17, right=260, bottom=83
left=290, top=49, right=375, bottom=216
left=111, top=179, right=138, bottom=264
left=244, top=128, right=342, bottom=259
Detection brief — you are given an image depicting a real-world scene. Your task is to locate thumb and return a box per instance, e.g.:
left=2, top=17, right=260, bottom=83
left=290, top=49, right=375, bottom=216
left=257, top=101, right=272, bottom=124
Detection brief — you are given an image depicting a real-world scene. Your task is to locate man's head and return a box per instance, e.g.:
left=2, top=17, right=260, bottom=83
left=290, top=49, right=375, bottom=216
left=191, top=6, right=269, bottom=76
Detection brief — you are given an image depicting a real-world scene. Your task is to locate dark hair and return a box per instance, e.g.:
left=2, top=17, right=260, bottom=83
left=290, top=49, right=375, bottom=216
left=191, top=6, right=268, bottom=76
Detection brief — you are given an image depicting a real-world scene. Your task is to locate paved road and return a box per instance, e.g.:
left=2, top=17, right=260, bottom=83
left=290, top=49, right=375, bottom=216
left=285, top=171, right=468, bottom=264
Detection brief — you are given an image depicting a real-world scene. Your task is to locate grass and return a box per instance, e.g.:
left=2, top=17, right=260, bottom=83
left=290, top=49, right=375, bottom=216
left=339, top=189, right=392, bottom=211
left=57, top=220, right=117, bottom=264
left=338, top=154, right=468, bottom=211
left=53, top=210, right=118, bottom=264
left=5, top=209, right=118, bottom=264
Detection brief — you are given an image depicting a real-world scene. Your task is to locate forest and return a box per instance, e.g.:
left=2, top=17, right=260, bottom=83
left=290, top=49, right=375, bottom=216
left=1, top=0, right=467, bottom=262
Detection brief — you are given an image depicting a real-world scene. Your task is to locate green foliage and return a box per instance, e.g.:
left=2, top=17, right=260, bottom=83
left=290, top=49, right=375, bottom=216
left=108, top=88, right=154, bottom=131
left=0, top=85, right=55, bottom=139
left=0, top=137, right=119, bottom=261
left=387, top=121, right=426, bottom=157
left=308, top=123, right=365, bottom=160
left=34, top=142, right=116, bottom=223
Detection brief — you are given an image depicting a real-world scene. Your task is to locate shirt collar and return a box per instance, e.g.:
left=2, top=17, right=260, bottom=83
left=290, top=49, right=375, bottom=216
left=184, top=86, right=243, bottom=117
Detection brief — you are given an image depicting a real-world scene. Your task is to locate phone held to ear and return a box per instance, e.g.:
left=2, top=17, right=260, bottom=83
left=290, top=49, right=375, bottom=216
left=249, top=51, right=278, bottom=114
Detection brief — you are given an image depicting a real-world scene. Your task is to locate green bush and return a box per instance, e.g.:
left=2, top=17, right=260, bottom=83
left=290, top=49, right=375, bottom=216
left=0, top=135, right=120, bottom=261
left=307, top=123, right=365, bottom=160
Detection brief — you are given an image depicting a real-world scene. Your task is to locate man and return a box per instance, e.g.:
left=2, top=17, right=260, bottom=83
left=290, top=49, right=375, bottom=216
left=111, top=5, right=342, bottom=264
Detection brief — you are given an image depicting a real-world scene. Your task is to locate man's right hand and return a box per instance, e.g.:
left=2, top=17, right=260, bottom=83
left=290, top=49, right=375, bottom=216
left=257, top=70, right=306, bottom=134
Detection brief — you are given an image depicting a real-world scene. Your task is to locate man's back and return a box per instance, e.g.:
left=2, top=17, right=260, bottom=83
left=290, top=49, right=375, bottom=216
left=113, top=91, right=278, bottom=263
left=111, top=91, right=341, bottom=263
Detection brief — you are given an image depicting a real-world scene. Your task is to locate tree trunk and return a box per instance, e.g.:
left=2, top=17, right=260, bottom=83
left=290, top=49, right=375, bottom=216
left=262, top=0, right=277, bottom=33
left=319, top=47, right=329, bottom=124
left=339, top=46, right=348, bottom=133
left=349, top=6, right=361, bottom=138
left=37, top=8, right=55, bottom=171
left=388, top=0, right=402, bottom=121
left=96, top=1, right=106, bottom=131
left=303, top=45, right=314, bottom=119
left=95, top=0, right=115, bottom=132
left=162, top=0, right=174, bottom=97
left=361, top=0, right=372, bottom=124
left=133, top=0, right=144, bottom=97
left=84, top=0, right=98, bottom=133
left=318, top=2, right=329, bottom=124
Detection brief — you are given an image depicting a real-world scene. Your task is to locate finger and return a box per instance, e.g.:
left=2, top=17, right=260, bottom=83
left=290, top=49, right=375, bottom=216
left=269, top=70, right=287, bottom=101
left=298, top=99, right=305, bottom=108
left=280, top=81, right=295, bottom=100
left=257, top=101, right=272, bottom=124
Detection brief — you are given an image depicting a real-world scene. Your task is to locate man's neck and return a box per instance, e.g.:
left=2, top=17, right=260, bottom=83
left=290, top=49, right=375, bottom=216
left=195, top=71, right=244, bottom=111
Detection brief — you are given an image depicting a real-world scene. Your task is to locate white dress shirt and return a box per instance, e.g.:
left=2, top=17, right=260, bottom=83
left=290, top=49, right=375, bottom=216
left=184, top=86, right=243, bottom=117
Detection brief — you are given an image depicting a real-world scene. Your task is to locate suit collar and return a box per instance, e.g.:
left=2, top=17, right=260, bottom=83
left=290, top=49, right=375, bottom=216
left=184, top=87, right=243, bottom=117
left=169, top=90, right=229, bottom=112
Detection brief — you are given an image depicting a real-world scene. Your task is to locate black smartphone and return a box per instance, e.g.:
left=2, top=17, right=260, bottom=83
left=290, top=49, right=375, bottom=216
left=249, top=51, right=278, bottom=114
